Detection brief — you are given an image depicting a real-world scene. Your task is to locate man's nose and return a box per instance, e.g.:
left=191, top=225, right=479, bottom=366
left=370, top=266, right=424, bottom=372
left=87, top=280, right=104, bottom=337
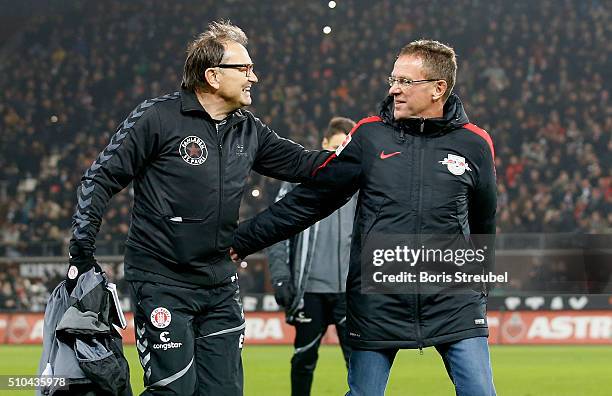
left=388, top=84, right=401, bottom=96
left=249, top=71, right=259, bottom=83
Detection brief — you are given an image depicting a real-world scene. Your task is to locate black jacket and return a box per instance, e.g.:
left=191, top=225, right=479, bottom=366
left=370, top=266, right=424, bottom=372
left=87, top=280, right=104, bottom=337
left=234, top=94, right=497, bottom=349
left=70, top=88, right=328, bottom=286
left=38, top=269, right=131, bottom=395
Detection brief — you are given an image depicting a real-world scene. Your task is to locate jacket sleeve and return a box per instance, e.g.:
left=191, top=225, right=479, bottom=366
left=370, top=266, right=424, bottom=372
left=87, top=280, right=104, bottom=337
left=468, top=139, right=497, bottom=275
left=234, top=125, right=363, bottom=257
left=266, top=182, right=295, bottom=283
left=251, top=117, right=330, bottom=182
left=69, top=101, right=162, bottom=256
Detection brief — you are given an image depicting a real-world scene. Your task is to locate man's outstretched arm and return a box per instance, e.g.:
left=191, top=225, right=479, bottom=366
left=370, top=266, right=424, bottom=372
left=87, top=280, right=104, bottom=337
left=232, top=119, right=369, bottom=259
left=251, top=117, right=331, bottom=182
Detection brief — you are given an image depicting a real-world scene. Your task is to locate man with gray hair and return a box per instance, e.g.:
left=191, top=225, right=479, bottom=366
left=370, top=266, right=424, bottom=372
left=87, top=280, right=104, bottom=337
left=233, top=40, right=497, bottom=395
left=66, top=20, right=328, bottom=395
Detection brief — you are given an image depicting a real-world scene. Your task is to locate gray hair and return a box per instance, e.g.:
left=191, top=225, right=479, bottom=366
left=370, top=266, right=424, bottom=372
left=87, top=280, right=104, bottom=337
left=182, top=20, right=248, bottom=91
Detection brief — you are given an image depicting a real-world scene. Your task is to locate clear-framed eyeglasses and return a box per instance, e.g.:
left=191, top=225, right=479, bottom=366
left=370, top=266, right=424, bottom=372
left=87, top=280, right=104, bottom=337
left=387, top=76, right=441, bottom=88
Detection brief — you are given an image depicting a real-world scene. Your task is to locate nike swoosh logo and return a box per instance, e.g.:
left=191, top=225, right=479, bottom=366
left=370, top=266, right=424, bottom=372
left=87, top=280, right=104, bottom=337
left=380, top=151, right=401, bottom=159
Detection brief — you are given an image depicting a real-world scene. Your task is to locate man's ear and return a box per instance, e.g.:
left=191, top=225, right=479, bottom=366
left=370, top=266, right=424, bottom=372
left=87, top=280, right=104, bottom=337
left=321, top=137, right=329, bottom=150
left=433, top=80, right=448, bottom=101
left=205, top=68, right=220, bottom=90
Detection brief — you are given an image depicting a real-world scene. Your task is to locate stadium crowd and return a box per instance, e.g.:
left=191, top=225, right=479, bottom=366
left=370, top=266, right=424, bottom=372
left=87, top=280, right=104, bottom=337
left=0, top=0, right=610, bottom=306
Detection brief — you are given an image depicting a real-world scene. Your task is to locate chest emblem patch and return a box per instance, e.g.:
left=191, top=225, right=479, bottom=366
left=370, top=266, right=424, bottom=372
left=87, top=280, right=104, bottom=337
left=439, top=153, right=472, bottom=176
left=179, top=135, right=208, bottom=166
left=150, top=307, right=172, bottom=328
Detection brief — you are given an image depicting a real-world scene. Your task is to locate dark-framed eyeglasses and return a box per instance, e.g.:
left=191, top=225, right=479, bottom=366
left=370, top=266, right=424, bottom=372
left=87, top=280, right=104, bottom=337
left=217, top=63, right=255, bottom=77
left=387, top=76, right=441, bottom=88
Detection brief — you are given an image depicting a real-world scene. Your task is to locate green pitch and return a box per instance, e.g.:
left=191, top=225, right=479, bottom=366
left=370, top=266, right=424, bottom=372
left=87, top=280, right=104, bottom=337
left=0, top=345, right=610, bottom=395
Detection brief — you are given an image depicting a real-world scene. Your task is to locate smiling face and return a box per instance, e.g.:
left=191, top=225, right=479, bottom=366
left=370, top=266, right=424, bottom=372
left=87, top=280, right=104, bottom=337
left=389, top=54, right=445, bottom=120
left=215, top=41, right=259, bottom=110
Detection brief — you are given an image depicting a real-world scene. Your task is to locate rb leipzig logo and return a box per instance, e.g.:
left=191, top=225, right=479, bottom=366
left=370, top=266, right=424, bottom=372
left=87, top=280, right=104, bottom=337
left=439, top=153, right=472, bottom=176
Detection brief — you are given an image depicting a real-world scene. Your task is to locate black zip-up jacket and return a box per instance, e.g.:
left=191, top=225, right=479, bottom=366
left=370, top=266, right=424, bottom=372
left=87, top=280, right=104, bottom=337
left=69, top=88, right=328, bottom=287
left=234, top=93, right=497, bottom=349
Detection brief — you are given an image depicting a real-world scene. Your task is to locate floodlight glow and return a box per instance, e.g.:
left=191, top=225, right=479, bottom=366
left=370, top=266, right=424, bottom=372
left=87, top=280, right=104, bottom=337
left=323, top=26, right=332, bottom=34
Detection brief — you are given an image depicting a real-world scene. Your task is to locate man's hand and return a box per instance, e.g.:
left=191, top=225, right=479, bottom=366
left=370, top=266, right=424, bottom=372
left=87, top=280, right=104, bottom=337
left=229, top=247, right=242, bottom=263
left=65, top=254, right=102, bottom=294
left=273, top=280, right=295, bottom=307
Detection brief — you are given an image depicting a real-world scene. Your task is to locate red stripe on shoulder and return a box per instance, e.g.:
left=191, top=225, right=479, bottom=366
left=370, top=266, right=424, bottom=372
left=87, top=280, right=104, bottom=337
left=356, top=115, right=383, bottom=126
left=313, top=153, right=337, bottom=176
left=312, top=116, right=381, bottom=176
left=464, top=123, right=495, bottom=160
left=344, top=115, right=382, bottom=140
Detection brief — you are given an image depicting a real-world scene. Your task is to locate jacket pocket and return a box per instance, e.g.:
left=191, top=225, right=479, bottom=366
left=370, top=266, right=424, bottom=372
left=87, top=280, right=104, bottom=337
left=455, top=201, right=470, bottom=236
left=75, top=336, right=131, bottom=395
left=455, top=203, right=489, bottom=294
left=164, top=216, right=219, bottom=265
left=361, top=197, right=387, bottom=243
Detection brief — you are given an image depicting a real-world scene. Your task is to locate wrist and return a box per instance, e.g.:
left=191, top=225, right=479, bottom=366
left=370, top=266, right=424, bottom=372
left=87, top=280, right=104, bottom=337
left=69, top=243, right=94, bottom=260
left=67, top=255, right=100, bottom=279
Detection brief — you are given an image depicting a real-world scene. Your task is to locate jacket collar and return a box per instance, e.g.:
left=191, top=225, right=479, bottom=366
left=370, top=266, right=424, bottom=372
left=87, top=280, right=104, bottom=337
left=181, top=87, right=204, bottom=113
left=180, top=87, right=246, bottom=124
left=378, top=93, right=469, bottom=135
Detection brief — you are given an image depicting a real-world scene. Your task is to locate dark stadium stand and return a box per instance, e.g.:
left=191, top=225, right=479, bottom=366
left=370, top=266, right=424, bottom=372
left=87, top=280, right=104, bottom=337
left=0, top=0, right=609, bottom=305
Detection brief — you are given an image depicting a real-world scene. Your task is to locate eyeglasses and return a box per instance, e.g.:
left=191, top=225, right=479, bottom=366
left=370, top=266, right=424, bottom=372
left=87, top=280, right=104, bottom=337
left=217, top=63, right=255, bottom=77
left=387, top=76, right=441, bottom=88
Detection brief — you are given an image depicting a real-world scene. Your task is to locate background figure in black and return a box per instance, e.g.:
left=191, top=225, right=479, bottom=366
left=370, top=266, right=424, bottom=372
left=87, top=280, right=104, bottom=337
left=268, top=117, right=356, bottom=396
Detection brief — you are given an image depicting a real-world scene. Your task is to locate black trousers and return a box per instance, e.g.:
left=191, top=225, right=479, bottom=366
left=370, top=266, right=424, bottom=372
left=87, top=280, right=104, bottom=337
left=129, top=279, right=245, bottom=396
left=290, top=292, right=351, bottom=396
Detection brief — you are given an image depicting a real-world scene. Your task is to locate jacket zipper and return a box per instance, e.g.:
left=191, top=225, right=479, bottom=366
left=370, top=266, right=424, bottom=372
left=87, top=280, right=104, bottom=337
left=214, top=122, right=224, bottom=250
left=414, top=121, right=425, bottom=352
left=337, top=209, right=342, bottom=292
left=167, top=216, right=206, bottom=223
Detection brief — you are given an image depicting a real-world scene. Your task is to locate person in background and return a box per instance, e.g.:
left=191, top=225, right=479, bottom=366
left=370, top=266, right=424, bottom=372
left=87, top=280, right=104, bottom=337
left=268, top=117, right=356, bottom=396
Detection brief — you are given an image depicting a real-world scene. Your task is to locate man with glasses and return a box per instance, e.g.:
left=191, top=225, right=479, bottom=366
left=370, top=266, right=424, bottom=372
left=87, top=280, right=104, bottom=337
left=66, top=20, right=328, bottom=395
left=232, top=40, right=497, bottom=395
